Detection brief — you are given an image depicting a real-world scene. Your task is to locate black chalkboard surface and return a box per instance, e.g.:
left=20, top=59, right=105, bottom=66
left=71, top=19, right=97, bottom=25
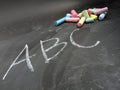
left=0, top=0, right=120, bottom=90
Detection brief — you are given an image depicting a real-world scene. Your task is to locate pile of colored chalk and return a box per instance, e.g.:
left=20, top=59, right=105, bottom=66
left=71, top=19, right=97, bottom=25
left=55, top=7, right=108, bottom=27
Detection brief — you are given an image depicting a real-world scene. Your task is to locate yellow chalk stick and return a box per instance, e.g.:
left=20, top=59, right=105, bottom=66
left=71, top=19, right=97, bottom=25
left=90, top=14, right=98, bottom=20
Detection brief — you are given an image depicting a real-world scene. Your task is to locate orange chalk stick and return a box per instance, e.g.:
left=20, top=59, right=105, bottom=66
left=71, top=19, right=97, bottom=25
left=77, top=17, right=86, bottom=27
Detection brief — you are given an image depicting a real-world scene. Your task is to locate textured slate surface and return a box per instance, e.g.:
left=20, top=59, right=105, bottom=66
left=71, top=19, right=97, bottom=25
left=0, top=0, right=120, bottom=90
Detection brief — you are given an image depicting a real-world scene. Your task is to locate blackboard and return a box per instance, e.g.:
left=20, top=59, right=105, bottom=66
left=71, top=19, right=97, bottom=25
left=0, top=0, right=120, bottom=90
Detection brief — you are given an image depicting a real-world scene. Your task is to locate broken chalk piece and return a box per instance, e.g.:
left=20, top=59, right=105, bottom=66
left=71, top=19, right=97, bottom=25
left=55, top=17, right=66, bottom=26
left=86, top=18, right=94, bottom=23
left=71, top=10, right=78, bottom=17
left=90, top=14, right=98, bottom=20
left=99, top=12, right=107, bottom=20
left=88, top=8, right=95, bottom=13
left=66, top=18, right=80, bottom=23
left=94, top=7, right=108, bottom=15
left=87, top=10, right=92, bottom=15
left=55, top=15, right=72, bottom=26
left=77, top=17, right=86, bottom=27
left=83, top=10, right=90, bottom=18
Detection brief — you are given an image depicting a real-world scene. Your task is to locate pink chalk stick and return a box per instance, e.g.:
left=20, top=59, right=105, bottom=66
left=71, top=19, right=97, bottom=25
left=66, top=18, right=80, bottom=22
left=94, top=7, right=108, bottom=14
left=71, top=10, right=78, bottom=17
left=88, top=9, right=95, bottom=13
left=87, top=10, right=92, bottom=14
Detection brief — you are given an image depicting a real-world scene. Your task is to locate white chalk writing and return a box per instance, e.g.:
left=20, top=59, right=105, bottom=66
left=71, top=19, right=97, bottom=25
left=70, top=29, right=100, bottom=48
left=40, top=38, right=67, bottom=63
left=2, top=44, right=35, bottom=80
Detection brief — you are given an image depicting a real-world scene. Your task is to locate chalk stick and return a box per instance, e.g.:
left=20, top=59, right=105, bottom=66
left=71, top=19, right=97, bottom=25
left=66, top=18, right=80, bottom=23
left=77, top=17, right=86, bottom=27
left=90, top=14, right=98, bottom=20
left=88, top=8, right=95, bottom=13
left=83, top=10, right=90, bottom=18
left=86, top=18, right=94, bottom=23
left=71, top=10, right=78, bottom=17
left=87, top=10, right=92, bottom=15
left=94, top=7, right=108, bottom=15
left=99, top=12, right=107, bottom=20
left=55, top=15, right=72, bottom=26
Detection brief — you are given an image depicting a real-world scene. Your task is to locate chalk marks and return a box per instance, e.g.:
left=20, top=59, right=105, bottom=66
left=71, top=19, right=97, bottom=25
left=56, top=27, right=63, bottom=32
left=40, top=38, right=67, bottom=63
left=2, top=44, right=35, bottom=80
left=32, top=25, right=42, bottom=31
left=2, top=28, right=102, bottom=80
left=14, top=54, right=36, bottom=65
left=25, top=45, right=34, bottom=72
left=70, top=29, right=100, bottom=48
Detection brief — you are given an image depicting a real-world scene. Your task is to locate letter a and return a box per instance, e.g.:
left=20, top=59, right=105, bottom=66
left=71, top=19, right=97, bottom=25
left=2, top=44, right=34, bottom=80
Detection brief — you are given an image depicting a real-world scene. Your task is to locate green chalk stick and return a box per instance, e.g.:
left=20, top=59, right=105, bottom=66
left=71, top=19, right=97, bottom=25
left=83, top=10, right=90, bottom=18
left=86, top=18, right=94, bottom=23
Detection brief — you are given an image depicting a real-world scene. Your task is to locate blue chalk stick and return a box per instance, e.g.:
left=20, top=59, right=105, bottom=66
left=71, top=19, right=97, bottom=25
left=55, top=17, right=66, bottom=26
left=99, top=13, right=106, bottom=20
left=55, top=15, right=72, bottom=26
